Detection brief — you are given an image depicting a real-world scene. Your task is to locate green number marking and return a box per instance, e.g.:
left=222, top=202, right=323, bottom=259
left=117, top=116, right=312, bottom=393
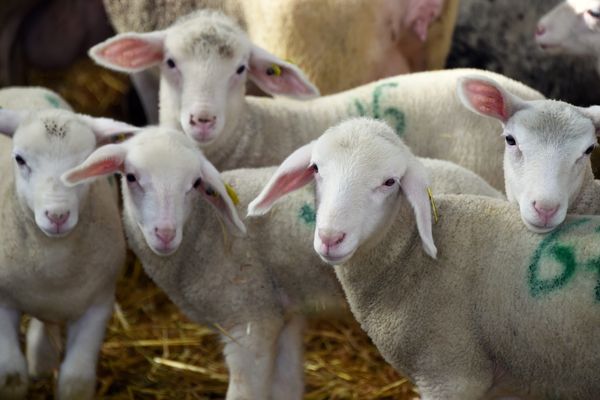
left=44, top=94, right=62, bottom=109
left=528, top=218, right=600, bottom=301
left=299, top=203, right=316, bottom=226
left=350, top=82, right=405, bottom=136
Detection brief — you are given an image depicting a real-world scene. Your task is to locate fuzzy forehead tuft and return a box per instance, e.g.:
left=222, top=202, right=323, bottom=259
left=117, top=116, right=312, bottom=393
left=318, top=118, right=405, bottom=156
left=511, top=100, right=596, bottom=145
left=169, top=10, right=248, bottom=60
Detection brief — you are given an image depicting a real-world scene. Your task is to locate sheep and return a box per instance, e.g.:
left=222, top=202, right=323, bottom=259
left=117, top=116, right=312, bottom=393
left=456, top=74, right=600, bottom=233
left=0, top=87, right=138, bottom=400
left=447, top=0, right=600, bottom=107
left=249, top=118, right=600, bottom=400
left=100, top=0, right=459, bottom=122
left=62, top=122, right=502, bottom=400
left=90, top=10, right=543, bottom=191
left=536, top=0, right=600, bottom=76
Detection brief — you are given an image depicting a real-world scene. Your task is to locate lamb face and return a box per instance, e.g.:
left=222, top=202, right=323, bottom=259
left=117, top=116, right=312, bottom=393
left=1, top=109, right=138, bottom=237
left=457, top=75, right=600, bottom=232
left=63, top=127, right=245, bottom=255
left=248, top=118, right=437, bottom=263
left=536, top=0, right=600, bottom=59
left=89, top=10, right=318, bottom=145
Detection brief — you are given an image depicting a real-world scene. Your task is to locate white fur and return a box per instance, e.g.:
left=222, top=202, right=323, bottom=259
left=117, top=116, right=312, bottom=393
left=251, top=118, right=600, bottom=400
left=536, top=0, right=600, bottom=75
left=91, top=11, right=543, bottom=190
left=457, top=75, right=600, bottom=233
left=0, top=87, right=133, bottom=399
left=65, top=124, right=501, bottom=400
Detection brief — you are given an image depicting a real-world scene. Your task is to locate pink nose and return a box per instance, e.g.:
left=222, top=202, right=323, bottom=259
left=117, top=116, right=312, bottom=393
left=535, top=25, right=546, bottom=36
left=533, top=201, right=559, bottom=221
left=155, top=227, right=176, bottom=245
left=45, top=210, right=69, bottom=227
left=318, top=229, right=346, bottom=248
left=189, top=114, right=216, bottom=129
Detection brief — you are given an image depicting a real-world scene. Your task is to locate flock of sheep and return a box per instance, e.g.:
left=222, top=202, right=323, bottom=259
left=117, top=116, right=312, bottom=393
left=0, top=0, right=600, bottom=399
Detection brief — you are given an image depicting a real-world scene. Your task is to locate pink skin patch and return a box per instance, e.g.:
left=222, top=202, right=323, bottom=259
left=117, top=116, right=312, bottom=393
left=66, top=157, right=122, bottom=184
left=465, top=81, right=508, bottom=121
left=99, top=38, right=162, bottom=69
left=255, top=167, right=315, bottom=210
left=405, top=0, right=444, bottom=42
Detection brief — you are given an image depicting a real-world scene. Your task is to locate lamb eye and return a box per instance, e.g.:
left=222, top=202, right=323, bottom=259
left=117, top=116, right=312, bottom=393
left=126, top=173, right=137, bottom=183
left=14, top=155, right=26, bottom=166
left=505, top=135, right=517, bottom=146
left=384, top=178, right=396, bottom=187
left=193, top=178, right=202, bottom=189
left=236, top=65, right=246, bottom=74
left=585, top=145, right=595, bottom=155
left=310, top=164, right=318, bottom=173
left=166, top=58, right=176, bottom=68
left=588, top=9, right=600, bottom=19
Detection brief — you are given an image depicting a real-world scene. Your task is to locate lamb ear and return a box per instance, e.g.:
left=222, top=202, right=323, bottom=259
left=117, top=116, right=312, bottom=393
left=248, top=45, right=320, bottom=99
left=88, top=31, right=166, bottom=73
left=0, top=109, right=28, bottom=137
left=400, top=157, right=437, bottom=259
left=579, top=105, right=600, bottom=137
left=61, top=143, right=128, bottom=186
left=78, top=115, right=140, bottom=145
left=457, top=75, right=527, bottom=124
left=198, top=157, right=247, bottom=237
left=404, top=0, right=443, bottom=41
left=248, top=141, right=315, bottom=216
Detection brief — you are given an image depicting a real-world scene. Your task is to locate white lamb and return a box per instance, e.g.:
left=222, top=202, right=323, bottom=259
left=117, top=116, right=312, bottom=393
left=0, top=87, right=137, bottom=400
left=536, top=0, right=600, bottom=76
left=62, top=123, right=501, bottom=400
left=249, top=118, right=600, bottom=400
left=456, top=75, right=600, bottom=233
left=89, top=9, right=543, bottom=190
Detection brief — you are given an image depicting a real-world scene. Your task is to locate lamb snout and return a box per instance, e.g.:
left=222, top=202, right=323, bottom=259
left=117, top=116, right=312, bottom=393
left=155, top=226, right=176, bottom=246
left=532, top=200, right=559, bottom=223
left=45, top=210, right=70, bottom=230
left=183, top=104, right=221, bottom=143
left=318, top=228, right=346, bottom=250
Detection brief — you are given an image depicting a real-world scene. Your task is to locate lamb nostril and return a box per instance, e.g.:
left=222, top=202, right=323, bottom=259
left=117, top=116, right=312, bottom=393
left=318, top=229, right=346, bottom=248
left=45, top=210, right=70, bottom=226
left=533, top=201, right=559, bottom=219
left=155, top=227, right=176, bottom=244
left=535, top=25, right=546, bottom=36
left=190, top=114, right=216, bottom=126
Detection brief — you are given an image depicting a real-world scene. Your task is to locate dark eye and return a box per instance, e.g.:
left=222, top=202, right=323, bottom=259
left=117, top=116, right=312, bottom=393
left=126, top=173, right=137, bottom=183
left=505, top=135, right=517, bottom=146
left=205, top=187, right=215, bottom=196
left=166, top=58, right=176, bottom=68
left=384, top=178, right=396, bottom=187
left=310, top=164, right=318, bottom=173
left=585, top=145, right=595, bottom=155
left=236, top=65, right=246, bottom=74
left=588, top=9, right=600, bottom=18
left=193, top=178, right=202, bottom=189
left=14, top=155, right=26, bottom=166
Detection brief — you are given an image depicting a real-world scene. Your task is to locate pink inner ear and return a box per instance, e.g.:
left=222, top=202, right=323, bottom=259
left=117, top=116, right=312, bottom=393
left=67, top=158, right=122, bottom=183
left=250, top=64, right=316, bottom=97
left=256, top=168, right=314, bottom=210
left=98, top=38, right=162, bottom=69
left=465, top=81, right=507, bottom=120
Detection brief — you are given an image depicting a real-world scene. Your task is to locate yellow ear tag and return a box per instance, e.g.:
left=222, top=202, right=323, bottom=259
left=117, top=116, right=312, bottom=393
left=267, top=64, right=282, bottom=77
left=427, top=187, right=439, bottom=224
left=225, top=183, right=240, bottom=205
left=113, top=133, right=128, bottom=143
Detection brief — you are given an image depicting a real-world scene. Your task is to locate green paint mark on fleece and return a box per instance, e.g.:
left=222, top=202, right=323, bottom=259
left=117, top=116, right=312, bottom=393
left=45, top=94, right=62, bottom=109
left=528, top=218, right=600, bottom=301
left=299, top=203, right=316, bottom=226
left=350, top=82, right=405, bottom=136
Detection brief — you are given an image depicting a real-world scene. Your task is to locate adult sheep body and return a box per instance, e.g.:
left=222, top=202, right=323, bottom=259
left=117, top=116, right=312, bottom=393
left=63, top=125, right=502, bottom=399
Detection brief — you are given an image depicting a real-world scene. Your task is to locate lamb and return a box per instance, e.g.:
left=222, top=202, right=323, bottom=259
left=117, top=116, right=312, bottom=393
left=62, top=123, right=502, bottom=400
left=456, top=75, right=600, bottom=233
left=447, top=0, right=600, bottom=107
left=90, top=10, right=543, bottom=190
left=536, top=0, right=600, bottom=76
left=0, top=87, right=137, bottom=399
left=249, top=118, right=600, bottom=400
left=101, top=0, right=459, bottom=122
